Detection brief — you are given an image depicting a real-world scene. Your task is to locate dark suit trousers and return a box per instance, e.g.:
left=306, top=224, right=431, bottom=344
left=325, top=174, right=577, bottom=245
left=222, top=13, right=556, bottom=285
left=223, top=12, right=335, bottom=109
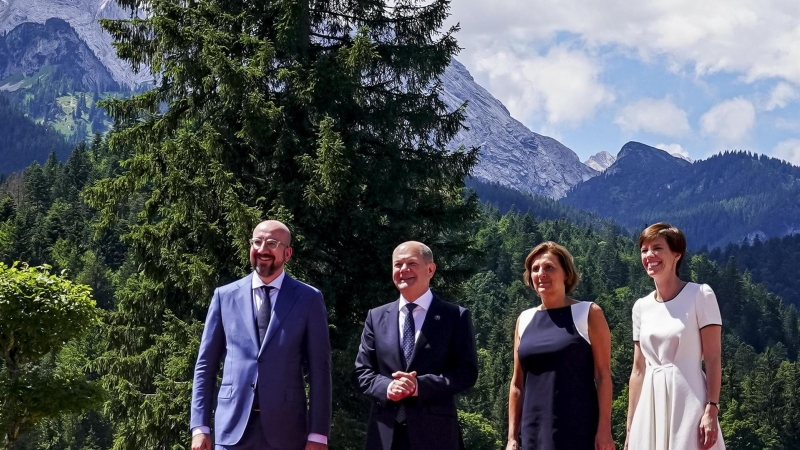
left=390, top=423, right=410, bottom=450
left=215, top=411, right=284, bottom=450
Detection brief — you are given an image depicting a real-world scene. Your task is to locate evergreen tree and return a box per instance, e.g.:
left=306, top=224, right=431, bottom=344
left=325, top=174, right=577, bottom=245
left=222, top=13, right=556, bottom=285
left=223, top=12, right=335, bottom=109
left=89, top=0, right=476, bottom=448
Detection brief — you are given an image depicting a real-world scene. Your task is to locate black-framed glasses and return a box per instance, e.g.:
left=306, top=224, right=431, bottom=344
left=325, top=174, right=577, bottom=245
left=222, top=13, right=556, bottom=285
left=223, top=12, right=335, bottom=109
left=249, top=238, right=287, bottom=251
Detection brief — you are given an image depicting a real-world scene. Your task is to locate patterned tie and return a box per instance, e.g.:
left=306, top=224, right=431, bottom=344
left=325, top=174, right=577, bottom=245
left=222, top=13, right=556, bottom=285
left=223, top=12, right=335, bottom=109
left=402, top=303, right=418, bottom=367
left=397, top=303, right=418, bottom=423
left=257, top=285, right=274, bottom=344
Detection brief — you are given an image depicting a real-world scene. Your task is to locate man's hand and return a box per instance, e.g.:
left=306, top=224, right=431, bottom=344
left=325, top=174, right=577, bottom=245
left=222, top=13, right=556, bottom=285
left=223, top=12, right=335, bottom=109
left=387, top=371, right=417, bottom=401
left=305, top=441, right=327, bottom=450
left=191, top=433, right=212, bottom=450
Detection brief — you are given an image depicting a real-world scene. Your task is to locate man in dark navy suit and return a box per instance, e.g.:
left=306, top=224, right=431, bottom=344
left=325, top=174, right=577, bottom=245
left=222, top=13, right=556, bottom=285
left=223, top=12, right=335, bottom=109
left=191, top=220, right=331, bottom=450
left=354, top=241, right=478, bottom=450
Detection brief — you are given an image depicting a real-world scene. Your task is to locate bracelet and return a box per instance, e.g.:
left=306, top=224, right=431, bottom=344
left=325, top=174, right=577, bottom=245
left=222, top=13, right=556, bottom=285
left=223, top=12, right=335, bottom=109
left=706, top=401, right=719, bottom=410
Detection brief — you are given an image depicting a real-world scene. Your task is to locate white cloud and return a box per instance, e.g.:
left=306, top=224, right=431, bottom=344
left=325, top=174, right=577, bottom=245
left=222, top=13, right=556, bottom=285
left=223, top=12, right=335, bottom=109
left=700, top=98, right=756, bottom=143
left=470, top=45, right=614, bottom=126
left=450, top=0, right=800, bottom=85
left=772, top=139, right=800, bottom=166
left=763, top=82, right=800, bottom=111
left=656, top=143, right=691, bottom=160
left=614, top=98, right=691, bottom=136
left=775, top=118, right=800, bottom=131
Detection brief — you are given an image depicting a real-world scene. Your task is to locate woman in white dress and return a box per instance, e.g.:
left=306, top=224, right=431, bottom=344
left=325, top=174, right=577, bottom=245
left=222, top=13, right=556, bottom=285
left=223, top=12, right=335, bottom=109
left=625, top=223, right=725, bottom=450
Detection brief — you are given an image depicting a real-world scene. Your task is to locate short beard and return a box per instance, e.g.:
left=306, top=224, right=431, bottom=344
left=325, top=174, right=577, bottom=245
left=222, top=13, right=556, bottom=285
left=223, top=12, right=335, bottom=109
left=252, top=258, right=281, bottom=278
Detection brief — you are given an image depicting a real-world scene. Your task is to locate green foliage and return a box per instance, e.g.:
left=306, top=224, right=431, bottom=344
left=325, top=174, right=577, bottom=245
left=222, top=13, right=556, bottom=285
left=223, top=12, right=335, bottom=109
left=0, top=95, right=73, bottom=176
left=563, top=148, right=800, bottom=249
left=709, top=234, right=800, bottom=311
left=0, top=263, right=99, bottom=370
left=0, top=7, right=798, bottom=449
left=83, top=0, right=477, bottom=448
left=4, top=140, right=800, bottom=448
left=0, top=263, right=102, bottom=448
left=467, top=178, right=626, bottom=234
left=459, top=208, right=800, bottom=449
left=0, top=19, right=122, bottom=148
left=458, top=410, right=502, bottom=449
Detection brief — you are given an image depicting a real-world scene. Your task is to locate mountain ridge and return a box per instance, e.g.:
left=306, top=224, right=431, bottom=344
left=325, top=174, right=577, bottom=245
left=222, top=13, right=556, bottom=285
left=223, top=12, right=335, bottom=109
left=563, top=143, right=800, bottom=249
left=441, top=59, right=597, bottom=199
left=0, top=0, right=149, bottom=88
left=0, top=18, right=118, bottom=91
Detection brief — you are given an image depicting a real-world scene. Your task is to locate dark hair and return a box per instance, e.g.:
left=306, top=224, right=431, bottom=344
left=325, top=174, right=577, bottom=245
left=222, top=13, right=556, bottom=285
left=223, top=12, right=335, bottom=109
left=638, top=222, right=687, bottom=276
left=523, top=241, right=580, bottom=294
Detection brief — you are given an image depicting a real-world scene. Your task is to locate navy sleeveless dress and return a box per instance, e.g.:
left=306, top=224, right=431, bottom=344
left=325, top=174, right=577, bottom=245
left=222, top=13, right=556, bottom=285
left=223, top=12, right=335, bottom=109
left=517, top=304, right=598, bottom=450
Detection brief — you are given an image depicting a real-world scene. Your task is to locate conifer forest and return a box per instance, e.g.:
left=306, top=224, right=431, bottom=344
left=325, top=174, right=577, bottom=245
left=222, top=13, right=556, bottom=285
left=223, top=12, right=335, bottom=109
left=0, top=1, right=799, bottom=449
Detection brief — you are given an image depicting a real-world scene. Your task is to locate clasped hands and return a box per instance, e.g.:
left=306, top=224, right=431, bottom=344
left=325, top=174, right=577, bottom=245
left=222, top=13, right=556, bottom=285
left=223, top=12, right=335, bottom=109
left=387, top=371, right=417, bottom=401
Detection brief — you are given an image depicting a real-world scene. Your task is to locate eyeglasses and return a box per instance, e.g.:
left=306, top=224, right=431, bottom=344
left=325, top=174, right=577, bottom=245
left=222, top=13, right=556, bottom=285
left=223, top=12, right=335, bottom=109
left=249, top=238, right=287, bottom=251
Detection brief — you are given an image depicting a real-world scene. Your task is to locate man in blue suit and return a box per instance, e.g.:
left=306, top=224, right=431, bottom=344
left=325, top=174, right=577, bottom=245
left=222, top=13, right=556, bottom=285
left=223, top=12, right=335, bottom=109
left=354, top=241, right=478, bottom=450
left=191, top=220, right=331, bottom=450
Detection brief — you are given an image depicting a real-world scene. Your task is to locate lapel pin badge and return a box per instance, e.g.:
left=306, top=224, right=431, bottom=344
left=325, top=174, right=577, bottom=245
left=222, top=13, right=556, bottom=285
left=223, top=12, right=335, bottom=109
left=435, top=315, right=441, bottom=320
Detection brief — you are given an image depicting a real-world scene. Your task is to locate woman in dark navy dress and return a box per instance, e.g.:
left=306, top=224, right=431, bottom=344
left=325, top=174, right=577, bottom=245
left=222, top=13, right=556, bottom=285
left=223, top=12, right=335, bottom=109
left=506, top=242, right=615, bottom=450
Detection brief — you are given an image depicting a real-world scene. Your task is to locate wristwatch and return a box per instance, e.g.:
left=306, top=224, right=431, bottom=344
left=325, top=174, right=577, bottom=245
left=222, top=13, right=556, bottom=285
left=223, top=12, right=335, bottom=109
left=707, top=401, right=720, bottom=410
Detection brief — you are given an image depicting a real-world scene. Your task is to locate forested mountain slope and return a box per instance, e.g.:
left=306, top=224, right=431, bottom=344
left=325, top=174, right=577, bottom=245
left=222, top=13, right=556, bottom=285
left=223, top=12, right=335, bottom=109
left=2, top=147, right=800, bottom=449
left=562, top=141, right=800, bottom=249
left=0, top=19, right=125, bottom=145
left=709, top=234, right=800, bottom=310
left=0, top=94, right=72, bottom=174
left=459, top=207, right=800, bottom=449
left=467, top=177, right=626, bottom=233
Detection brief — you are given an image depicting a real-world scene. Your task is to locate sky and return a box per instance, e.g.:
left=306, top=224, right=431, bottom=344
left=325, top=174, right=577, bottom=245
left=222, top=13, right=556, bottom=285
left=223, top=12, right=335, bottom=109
left=446, top=0, right=800, bottom=164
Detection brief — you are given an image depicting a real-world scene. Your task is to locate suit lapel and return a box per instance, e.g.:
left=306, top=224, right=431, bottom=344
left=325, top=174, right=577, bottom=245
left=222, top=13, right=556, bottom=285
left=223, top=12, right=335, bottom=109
left=234, top=273, right=259, bottom=350
left=409, top=296, right=442, bottom=368
left=383, top=300, right=404, bottom=371
left=259, top=274, right=300, bottom=355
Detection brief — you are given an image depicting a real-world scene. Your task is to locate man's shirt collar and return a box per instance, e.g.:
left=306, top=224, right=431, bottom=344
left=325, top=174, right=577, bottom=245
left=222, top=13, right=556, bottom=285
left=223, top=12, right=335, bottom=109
left=252, top=269, right=286, bottom=291
left=399, top=289, right=433, bottom=311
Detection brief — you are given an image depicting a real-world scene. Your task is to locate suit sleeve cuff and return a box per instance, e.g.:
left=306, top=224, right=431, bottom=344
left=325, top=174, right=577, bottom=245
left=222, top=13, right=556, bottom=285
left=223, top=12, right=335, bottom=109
left=308, top=433, right=327, bottom=444
left=192, top=426, right=210, bottom=436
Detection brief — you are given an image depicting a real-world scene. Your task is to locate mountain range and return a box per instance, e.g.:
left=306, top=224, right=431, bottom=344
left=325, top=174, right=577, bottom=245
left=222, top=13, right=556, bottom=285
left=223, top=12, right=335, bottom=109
left=441, top=59, right=598, bottom=198
left=562, top=141, right=800, bottom=249
left=3, top=5, right=800, bottom=251
left=0, top=18, right=118, bottom=92
left=0, top=0, right=149, bottom=88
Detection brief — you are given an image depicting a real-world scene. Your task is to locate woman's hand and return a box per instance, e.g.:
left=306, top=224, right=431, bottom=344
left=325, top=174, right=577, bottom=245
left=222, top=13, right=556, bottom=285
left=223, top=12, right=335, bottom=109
left=623, top=432, right=630, bottom=450
left=698, top=407, right=719, bottom=449
left=505, top=439, right=519, bottom=450
left=595, top=429, right=616, bottom=450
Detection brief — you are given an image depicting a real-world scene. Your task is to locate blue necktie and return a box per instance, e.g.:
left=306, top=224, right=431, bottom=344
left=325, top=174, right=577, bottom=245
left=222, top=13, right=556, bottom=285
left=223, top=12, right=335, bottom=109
left=257, top=286, right=274, bottom=344
left=401, top=303, right=418, bottom=368
left=397, top=303, right=418, bottom=423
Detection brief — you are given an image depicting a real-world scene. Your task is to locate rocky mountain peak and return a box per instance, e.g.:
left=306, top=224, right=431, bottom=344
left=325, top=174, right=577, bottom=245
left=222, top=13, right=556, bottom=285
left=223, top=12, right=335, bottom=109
left=584, top=151, right=616, bottom=172
left=441, top=59, right=598, bottom=199
left=0, top=18, right=118, bottom=91
left=0, top=0, right=150, bottom=88
left=607, top=141, right=690, bottom=175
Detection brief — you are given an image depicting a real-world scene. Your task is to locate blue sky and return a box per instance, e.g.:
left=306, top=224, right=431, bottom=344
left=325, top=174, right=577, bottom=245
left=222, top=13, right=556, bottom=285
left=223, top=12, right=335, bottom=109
left=446, top=0, right=800, bottom=164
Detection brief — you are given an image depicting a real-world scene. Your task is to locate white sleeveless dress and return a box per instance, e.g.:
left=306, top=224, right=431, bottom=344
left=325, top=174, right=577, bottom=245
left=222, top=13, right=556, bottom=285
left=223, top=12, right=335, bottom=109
left=628, top=283, right=725, bottom=450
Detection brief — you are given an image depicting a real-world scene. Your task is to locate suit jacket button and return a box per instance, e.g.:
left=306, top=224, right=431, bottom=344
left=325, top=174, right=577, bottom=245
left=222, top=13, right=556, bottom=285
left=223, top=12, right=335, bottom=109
left=251, top=383, right=255, bottom=389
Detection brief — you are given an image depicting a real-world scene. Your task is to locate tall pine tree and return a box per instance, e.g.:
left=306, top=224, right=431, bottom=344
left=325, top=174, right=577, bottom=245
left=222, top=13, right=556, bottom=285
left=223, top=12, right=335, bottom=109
left=88, top=0, right=477, bottom=448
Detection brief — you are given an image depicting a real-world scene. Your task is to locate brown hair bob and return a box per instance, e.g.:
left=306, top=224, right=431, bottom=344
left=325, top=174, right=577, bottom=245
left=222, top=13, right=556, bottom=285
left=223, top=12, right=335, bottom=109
left=638, top=222, right=687, bottom=276
left=523, top=241, right=580, bottom=294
